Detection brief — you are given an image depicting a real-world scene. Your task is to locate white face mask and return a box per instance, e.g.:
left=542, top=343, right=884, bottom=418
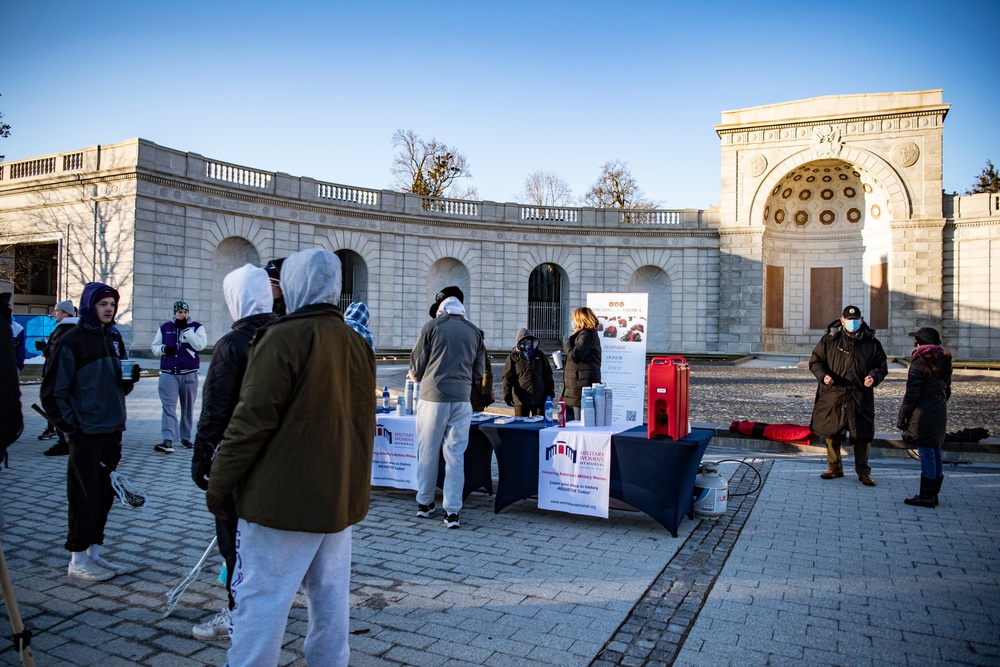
left=844, top=319, right=861, bottom=333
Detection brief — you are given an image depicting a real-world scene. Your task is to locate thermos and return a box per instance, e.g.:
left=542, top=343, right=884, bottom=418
left=544, top=396, right=554, bottom=427
left=405, top=380, right=414, bottom=414
left=382, top=386, right=390, bottom=413
left=557, top=397, right=567, bottom=427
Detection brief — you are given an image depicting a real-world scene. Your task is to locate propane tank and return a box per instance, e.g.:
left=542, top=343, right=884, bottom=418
left=693, top=462, right=728, bottom=518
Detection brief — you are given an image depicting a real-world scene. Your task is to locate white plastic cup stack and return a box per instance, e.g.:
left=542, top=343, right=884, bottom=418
left=593, top=384, right=606, bottom=427
left=552, top=350, right=563, bottom=369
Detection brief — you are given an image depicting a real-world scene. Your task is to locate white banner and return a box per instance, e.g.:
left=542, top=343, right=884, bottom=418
left=537, top=424, right=624, bottom=519
left=371, top=415, right=418, bottom=490
left=586, top=292, right=649, bottom=425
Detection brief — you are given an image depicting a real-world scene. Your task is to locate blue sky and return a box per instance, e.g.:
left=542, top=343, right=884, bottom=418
left=3, top=0, right=998, bottom=209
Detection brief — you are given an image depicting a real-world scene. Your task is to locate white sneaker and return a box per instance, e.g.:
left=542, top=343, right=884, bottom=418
left=67, top=559, right=115, bottom=581
left=92, top=556, right=128, bottom=575
left=192, top=608, right=231, bottom=640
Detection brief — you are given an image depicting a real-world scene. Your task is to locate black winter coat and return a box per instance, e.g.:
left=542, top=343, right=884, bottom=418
left=561, top=328, right=602, bottom=408
left=503, top=349, right=555, bottom=408
left=0, top=292, right=22, bottom=455
left=191, top=312, right=275, bottom=488
left=897, top=346, right=952, bottom=447
left=808, top=321, right=888, bottom=442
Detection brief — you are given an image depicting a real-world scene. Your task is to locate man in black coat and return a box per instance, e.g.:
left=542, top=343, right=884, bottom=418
left=808, top=305, right=888, bottom=487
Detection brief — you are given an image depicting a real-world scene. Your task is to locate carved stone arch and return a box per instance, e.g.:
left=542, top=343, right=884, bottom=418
left=319, top=228, right=380, bottom=269
left=418, top=239, right=480, bottom=316
left=205, top=214, right=272, bottom=260
left=620, top=248, right=687, bottom=352
left=317, top=229, right=379, bottom=310
left=210, top=236, right=262, bottom=346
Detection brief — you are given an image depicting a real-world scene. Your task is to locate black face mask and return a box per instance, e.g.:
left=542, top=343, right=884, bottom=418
left=175, top=318, right=189, bottom=330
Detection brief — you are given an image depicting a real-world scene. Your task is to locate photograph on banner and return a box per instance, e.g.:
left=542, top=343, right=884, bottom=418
left=537, top=425, right=616, bottom=519
left=371, top=415, right=418, bottom=490
left=586, top=292, right=648, bottom=425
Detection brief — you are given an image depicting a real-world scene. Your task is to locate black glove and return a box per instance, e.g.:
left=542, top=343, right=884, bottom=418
left=164, top=345, right=177, bottom=355
left=131, top=363, right=141, bottom=382
left=34, top=339, right=46, bottom=351
left=480, top=394, right=495, bottom=407
left=191, top=442, right=213, bottom=490
left=896, top=416, right=910, bottom=431
left=206, top=490, right=227, bottom=519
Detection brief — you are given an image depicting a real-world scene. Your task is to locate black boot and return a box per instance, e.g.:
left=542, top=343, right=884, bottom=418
left=904, top=476, right=936, bottom=508
left=931, top=475, right=943, bottom=507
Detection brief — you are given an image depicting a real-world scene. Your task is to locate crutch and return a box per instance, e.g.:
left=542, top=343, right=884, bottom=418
left=0, top=540, right=36, bottom=666
left=163, top=536, right=219, bottom=618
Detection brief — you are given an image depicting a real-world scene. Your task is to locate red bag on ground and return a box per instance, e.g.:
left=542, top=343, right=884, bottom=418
left=729, top=420, right=814, bottom=446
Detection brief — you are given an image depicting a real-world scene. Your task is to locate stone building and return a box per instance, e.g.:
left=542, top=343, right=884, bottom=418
left=1, top=89, right=997, bottom=359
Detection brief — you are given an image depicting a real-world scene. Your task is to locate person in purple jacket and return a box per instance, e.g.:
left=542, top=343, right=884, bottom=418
left=151, top=300, right=207, bottom=453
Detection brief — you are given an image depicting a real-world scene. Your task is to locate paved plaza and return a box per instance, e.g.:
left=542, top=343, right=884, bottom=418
left=1, top=361, right=998, bottom=666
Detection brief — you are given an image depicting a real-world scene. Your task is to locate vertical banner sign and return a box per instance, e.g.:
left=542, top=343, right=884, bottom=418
left=586, top=293, right=648, bottom=425
left=371, top=415, right=418, bottom=490
left=537, top=424, right=617, bottom=518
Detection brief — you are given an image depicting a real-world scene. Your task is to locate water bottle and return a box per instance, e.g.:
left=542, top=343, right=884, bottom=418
left=382, top=386, right=390, bottom=413
left=544, top=396, right=554, bottom=427
left=557, top=397, right=567, bottom=427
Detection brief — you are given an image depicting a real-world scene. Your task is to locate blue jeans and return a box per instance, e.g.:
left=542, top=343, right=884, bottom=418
left=919, top=446, right=942, bottom=479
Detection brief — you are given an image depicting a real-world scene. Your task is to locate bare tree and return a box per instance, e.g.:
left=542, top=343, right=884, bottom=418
left=0, top=92, right=10, bottom=161
left=390, top=129, right=474, bottom=199
left=517, top=170, right=575, bottom=207
left=583, top=160, right=656, bottom=209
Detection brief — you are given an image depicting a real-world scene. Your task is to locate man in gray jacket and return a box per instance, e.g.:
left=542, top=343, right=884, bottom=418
left=410, top=286, right=486, bottom=529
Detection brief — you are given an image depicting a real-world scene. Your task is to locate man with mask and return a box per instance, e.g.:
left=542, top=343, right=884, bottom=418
left=808, top=304, right=888, bottom=487
left=37, top=299, right=79, bottom=453
left=206, top=248, right=375, bottom=666
left=151, top=300, right=207, bottom=453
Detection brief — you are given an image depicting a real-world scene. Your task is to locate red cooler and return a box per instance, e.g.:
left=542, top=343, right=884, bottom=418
left=646, top=356, right=690, bottom=440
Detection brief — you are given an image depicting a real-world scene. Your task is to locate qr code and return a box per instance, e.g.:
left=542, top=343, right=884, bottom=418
left=626, top=410, right=637, bottom=422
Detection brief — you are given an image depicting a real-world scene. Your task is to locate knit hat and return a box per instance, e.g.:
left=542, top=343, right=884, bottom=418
left=54, top=299, right=75, bottom=315
left=429, top=286, right=464, bottom=317
left=173, top=300, right=189, bottom=313
left=265, top=258, right=285, bottom=288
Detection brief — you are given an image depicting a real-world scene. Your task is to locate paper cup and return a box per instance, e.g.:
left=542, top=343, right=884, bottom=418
left=120, top=360, right=137, bottom=381
left=552, top=351, right=563, bottom=369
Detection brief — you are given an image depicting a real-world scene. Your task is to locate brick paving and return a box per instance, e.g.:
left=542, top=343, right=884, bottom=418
left=1, top=361, right=998, bottom=666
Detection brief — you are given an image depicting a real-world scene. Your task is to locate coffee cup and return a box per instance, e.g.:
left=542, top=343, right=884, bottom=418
left=552, top=351, right=563, bottom=369
left=121, top=360, right=138, bottom=381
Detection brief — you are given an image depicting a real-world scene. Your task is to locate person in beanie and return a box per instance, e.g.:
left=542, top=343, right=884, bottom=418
left=809, top=304, right=888, bottom=487
left=40, top=282, right=140, bottom=581
left=151, top=300, right=207, bottom=453
left=189, top=264, right=275, bottom=640
left=207, top=248, right=375, bottom=667
left=503, top=328, right=554, bottom=417
left=265, top=258, right=286, bottom=317
left=37, top=299, right=79, bottom=451
left=897, top=327, right=953, bottom=508
left=410, top=285, right=487, bottom=529
left=344, top=301, right=374, bottom=351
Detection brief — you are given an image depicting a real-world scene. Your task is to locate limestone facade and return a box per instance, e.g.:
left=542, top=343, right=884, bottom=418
left=1, top=89, right=997, bottom=360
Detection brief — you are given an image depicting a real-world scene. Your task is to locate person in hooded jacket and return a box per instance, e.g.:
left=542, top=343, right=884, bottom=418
left=189, top=264, right=275, bottom=641
left=344, top=301, right=374, bottom=351
left=562, top=307, right=602, bottom=421
left=1, top=289, right=23, bottom=467
left=503, top=328, right=555, bottom=417
left=206, top=248, right=375, bottom=667
left=809, top=305, right=888, bottom=487
left=897, top=327, right=953, bottom=508
left=151, top=300, right=208, bottom=453
left=37, top=299, right=79, bottom=454
left=40, top=282, right=140, bottom=581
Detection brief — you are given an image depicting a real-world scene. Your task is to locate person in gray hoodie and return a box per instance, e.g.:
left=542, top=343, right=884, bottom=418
left=189, top=263, right=275, bottom=640
left=409, top=286, right=486, bottom=529
left=502, top=328, right=554, bottom=417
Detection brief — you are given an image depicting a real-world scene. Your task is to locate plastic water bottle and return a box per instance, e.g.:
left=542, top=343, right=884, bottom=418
left=382, top=386, right=390, bottom=413
left=544, top=396, right=554, bottom=427
left=557, top=397, right=567, bottom=427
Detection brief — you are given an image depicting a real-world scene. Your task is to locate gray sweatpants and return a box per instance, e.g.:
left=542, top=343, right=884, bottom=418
left=157, top=372, right=199, bottom=442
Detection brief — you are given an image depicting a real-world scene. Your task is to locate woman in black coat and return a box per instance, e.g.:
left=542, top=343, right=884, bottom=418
left=561, top=307, right=601, bottom=421
left=897, top=327, right=952, bottom=508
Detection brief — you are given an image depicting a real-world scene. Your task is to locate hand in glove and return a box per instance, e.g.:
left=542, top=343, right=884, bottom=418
left=896, top=416, right=910, bottom=431
left=163, top=344, right=177, bottom=356
left=191, top=442, right=213, bottom=490
left=206, top=490, right=228, bottom=519
left=34, top=339, right=46, bottom=351
left=480, top=393, right=495, bottom=407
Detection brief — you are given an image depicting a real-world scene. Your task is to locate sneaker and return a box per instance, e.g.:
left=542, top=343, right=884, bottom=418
left=443, top=513, right=460, bottom=529
left=181, top=440, right=194, bottom=449
left=91, top=556, right=128, bottom=575
left=38, top=426, right=57, bottom=440
left=154, top=440, right=174, bottom=453
left=416, top=502, right=436, bottom=518
left=67, top=559, right=115, bottom=582
left=192, top=608, right=231, bottom=640
left=43, top=440, right=70, bottom=456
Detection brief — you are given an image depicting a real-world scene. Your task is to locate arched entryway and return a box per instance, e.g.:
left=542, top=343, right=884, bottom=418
left=759, top=159, right=893, bottom=352
left=528, top=263, right=568, bottom=345
left=211, top=237, right=261, bottom=345
left=427, top=258, right=471, bottom=318
left=629, top=265, right=671, bottom=352
left=335, top=249, right=368, bottom=312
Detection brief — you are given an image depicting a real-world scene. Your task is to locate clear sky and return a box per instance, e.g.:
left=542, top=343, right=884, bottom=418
left=3, top=0, right=998, bottom=209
